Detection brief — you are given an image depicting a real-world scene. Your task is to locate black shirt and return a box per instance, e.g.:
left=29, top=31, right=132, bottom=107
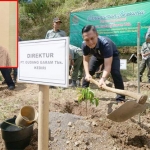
left=82, top=36, right=119, bottom=59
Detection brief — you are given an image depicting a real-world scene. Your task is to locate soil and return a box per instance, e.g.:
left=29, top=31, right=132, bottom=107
left=0, top=80, right=150, bottom=150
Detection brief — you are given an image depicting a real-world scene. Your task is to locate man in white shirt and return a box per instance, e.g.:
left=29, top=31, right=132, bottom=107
left=139, top=30, right=150, bottom=83
left=45, top=17, right=66, bottom=39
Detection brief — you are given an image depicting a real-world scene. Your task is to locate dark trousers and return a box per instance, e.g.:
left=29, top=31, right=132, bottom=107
left=13, top=68, right=18, bottom=79
left=82, top=56, right=125, bottom=101
left=0, top=68, right=15, bottom=87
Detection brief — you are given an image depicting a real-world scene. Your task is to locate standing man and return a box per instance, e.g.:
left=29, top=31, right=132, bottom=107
left=81, top=25, right=125, bottom=104
left=45, top=17, right=66, bottom=39
left=45, top=17, right=66, bottom=88
left=69, top=44, right=83, bottom=87
left=139, top=31, right=150, bottom=83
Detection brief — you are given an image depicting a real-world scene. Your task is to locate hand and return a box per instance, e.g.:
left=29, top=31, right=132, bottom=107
left=99, top=77, right=106, bottom=88
left=85, top=74, right=92, bottom=81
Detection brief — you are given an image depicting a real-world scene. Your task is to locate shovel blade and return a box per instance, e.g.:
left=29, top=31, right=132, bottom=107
left=107, top=100, right=148, bottom=122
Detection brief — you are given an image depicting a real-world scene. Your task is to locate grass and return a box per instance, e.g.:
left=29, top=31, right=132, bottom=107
left=121, top=60, right=148, bottom=82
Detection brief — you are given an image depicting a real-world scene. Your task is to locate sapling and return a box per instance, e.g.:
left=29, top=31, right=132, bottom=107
left=77, top=87, right=99, bottom=116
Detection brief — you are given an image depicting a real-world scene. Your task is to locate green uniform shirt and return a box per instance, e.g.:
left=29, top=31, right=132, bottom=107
left=45, top=29, right=66, bottom=39
left=69, top=44, right=83, bottom=60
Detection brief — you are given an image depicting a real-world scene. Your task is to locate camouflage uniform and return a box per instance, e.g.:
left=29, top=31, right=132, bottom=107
left=69, top=45, right=83, bottom=87
left=139, top=42, right=150, bottom=82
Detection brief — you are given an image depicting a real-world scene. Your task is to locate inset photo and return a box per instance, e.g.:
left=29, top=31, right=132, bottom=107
left=0, top=1, right=17, bottom=67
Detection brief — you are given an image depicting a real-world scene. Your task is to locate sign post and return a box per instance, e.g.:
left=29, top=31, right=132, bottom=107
left=137, top=23, right=141, bottom=123
left=18, top=37, right=69, bottom=150
left=38, top=85, right=49, bottom=150
left=137, top=23, right=140, bottom=93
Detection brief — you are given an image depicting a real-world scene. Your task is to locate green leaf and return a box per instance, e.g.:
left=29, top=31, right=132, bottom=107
left=95, top=98, right=99, bottom=107
left=89, top=90, right=94, bottom=99
left=90, top=98, right=94, bottom=104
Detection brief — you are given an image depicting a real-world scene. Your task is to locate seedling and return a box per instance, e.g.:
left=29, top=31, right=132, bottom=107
left=77, top=87, right=99, bottom=116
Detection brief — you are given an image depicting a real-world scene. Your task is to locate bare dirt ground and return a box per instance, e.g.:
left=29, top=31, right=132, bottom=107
left=0, top=80, right=150, bottom=150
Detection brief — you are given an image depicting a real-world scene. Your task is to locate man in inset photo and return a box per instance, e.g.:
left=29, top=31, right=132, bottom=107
left=0, top=1, right=17, bottom=67
left=0, top=45, right=11, bottom=67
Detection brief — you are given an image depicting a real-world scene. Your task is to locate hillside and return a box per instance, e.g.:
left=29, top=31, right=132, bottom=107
left=19, top=0, right=148, bottom=41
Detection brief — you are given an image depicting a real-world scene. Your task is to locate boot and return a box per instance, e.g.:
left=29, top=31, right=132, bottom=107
left=69, top=80, right=77, bottom=87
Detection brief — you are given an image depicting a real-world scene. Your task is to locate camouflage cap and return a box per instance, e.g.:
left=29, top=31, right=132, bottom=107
left=53, top=17, right=62, bottom=23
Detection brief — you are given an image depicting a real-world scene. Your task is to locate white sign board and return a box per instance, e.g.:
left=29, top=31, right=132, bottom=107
left=18, top=37, right=69, bottom=87
left=120, top=59, right=127, bottom=70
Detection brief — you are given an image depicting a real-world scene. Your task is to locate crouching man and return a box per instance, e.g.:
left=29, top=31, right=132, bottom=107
left=69, top=44, right=83, bottom=87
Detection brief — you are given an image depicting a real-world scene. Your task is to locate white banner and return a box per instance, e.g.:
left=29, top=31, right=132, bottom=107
left=18, top=37, right=69, bottom=87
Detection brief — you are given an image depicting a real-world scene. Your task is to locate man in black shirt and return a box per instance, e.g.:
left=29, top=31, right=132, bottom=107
left=81, top=25, right=125, bottom=103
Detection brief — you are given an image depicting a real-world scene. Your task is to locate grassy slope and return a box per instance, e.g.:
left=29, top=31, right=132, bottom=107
left=19, top=0, right=147, bottom=40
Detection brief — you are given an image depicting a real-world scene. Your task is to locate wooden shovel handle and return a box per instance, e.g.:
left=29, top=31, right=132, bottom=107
left=90, top=78, right=147, bottom=104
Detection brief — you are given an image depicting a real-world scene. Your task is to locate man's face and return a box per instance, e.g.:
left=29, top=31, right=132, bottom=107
left=53, top=22, right=61, bottom=30
left=82, top=30, right=98, bottom=48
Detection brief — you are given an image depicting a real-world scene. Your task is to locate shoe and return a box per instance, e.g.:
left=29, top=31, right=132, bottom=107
left=69, top=80, right=77, bottom=87
left=2, top=80, right=6, bottom=84
left=116, top=100, right=125, bottom=105
left=148, top=79, right=150, bottom=83
left=8, top=86, right=15, bottom=90
left=111, top=101, right=125, bottom=113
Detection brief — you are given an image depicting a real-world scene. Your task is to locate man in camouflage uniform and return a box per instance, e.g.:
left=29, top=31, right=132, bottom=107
left=139, top=29, right=150, bottom=83
left=69, top=44, right=83, bottom=87
left=45, top=17, right=66, bottom=39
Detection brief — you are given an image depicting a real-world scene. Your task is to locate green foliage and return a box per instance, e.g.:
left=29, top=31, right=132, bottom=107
left=77, top=87, right=99, bottom=107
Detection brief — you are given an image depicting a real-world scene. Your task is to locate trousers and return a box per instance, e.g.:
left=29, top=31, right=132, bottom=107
left=139, top=58, right=150, bottom=78
left=82, top=55, right=125, bottom=101
left=0, top=68, right=15, bottom=87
